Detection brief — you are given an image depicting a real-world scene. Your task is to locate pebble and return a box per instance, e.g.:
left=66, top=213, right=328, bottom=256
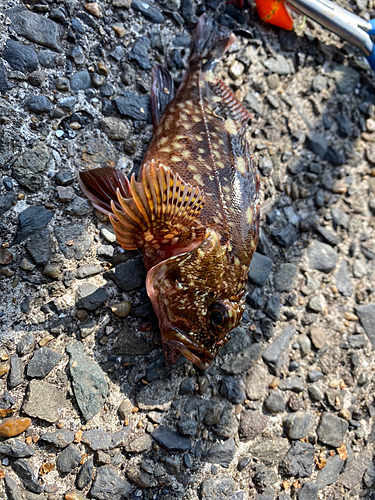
left=8, top=355, right=23, bottom=388
left=70, top=70, right=92, bottom=90
left=333, top=65, right=360, bottom=94
left=0, top=62, right=8, bottom=94
left=27, top=347, right=62, bottom=378
left=251, top=438, right=289, bottom=466
left=85, top=2, right=100, bottom=17
left=129, top=36, right=151, bottom=70
left=13, top=144, right=50, bottom=193
left=76, top=282, right=108, bottom=311
left=152, top=425, right=191, bottom=452
left=307, top=133, right=327, bottom=158
left=312, top=75, right=327, bottom=92
left=90, top=465, right=132, bottom=499
left=272, top=224, right=298, bottom=248
left=81, top=429, right=112, bottom=451
left=298, top=481, right=318, bottom=500
left=284, top=411, right=314, bottom=440
left=131, top=0, right=165, bottom=22
left=24, top=229, right=50, bottom=266
left=264, top=55, right=291, bottom=75
left=27, top=96, right=53, bottom=114
left=125, top=434, right=152, bottom=452
left=100, top=117, right=128, bottom=141
left=66, top=197, right=92, bottom=216
left=244, top=364, right=269, bottom=400
left=262, top=326, right=295, bottom=375
left=40, top=430, right=75, bottom=448
left=282, top=441, right=314, bottom=478
left=8, top=6, right=65, bottom=51
left=264, top=392, right=285, bottom=414
left=200, top=476, right=236, bottom=499
left=315, top=227, right=341, bottom=246
left=43, top=264, right=60, bottom=279
left=4, top=474, right=23, bottom=500
left=248, top=252, right=273, bottom=286
left=308, top=383, right=324, bottom=402
left=0, top=438, right=34, bottom=458
left=23, top=380, right=67, bottom=423
left=115, top=93, right=151, bottom=122
left=54, top=224, right=92, bottom=260
left=220, top=375, right=246, bottom=404
left=11, top=458, right=43, bottom=493
left=76, top=456, right=94, bottom=490
left=3, top=39, right=38, bottom=73
left=104, top=259, right=146, bottom=291
left=66, top=342, right=108, bottom=421
left=239, top=410, right=268, bottom=440
left=97, top=245, right=114, bottom=258
left=0, top=418, right=31, bottom=438
left=317, top=412, right=348, bottom=447
left=56, top=444, right=82, bottom=473
left=274, top=264, right=298, bottom=292
left=307, top=241, right=337, bottom=273
left=356, top=304, right=375, bottom=347
left=205, top=437, right=236, bottom=467
left=229, top=60, right=245, bottom=80
left=316, top=454, right=345, bottom=490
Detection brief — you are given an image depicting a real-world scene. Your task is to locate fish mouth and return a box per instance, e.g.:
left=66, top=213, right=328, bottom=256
left=162, top=327, right=213, bottom=371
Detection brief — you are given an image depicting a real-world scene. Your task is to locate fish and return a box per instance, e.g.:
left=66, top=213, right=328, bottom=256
left=79, top=14, right=260, bottom=370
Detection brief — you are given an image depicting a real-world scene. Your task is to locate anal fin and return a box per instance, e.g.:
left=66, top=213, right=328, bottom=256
left=151, top=64, right=174, bottom=130
left=110, top=160, right=206, bottom=253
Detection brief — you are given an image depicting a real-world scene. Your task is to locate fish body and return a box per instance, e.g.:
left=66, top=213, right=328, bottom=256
left=79, top=14, right=260, bottom=370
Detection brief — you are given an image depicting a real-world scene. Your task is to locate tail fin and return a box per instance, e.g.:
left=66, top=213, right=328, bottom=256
left=189, top=14, right=236, bottom=71
left=79, top=167, right=130, bottom=216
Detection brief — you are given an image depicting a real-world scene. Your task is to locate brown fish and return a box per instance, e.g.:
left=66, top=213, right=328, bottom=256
left=79, top=14, right=260, bottom=370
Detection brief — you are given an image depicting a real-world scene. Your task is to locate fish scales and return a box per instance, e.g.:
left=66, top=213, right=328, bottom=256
left=79, top=14, right=260, bottom=370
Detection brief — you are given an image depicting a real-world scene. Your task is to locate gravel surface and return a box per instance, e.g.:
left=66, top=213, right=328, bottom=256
left=1, top=0, right=375, bottom=498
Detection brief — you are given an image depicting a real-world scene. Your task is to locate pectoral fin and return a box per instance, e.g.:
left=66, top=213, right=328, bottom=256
left=110, top=160, right=206, bottom=251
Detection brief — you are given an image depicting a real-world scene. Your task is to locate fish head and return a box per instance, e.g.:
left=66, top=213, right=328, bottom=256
left=146, top=230, right=248, bottom=370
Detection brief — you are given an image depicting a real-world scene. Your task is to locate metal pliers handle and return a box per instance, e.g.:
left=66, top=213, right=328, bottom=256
left=286, top=0, right=375, bottom=71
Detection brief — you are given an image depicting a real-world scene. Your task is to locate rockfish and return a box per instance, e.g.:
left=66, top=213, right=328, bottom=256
left=79, top=14, right=260, bottom=370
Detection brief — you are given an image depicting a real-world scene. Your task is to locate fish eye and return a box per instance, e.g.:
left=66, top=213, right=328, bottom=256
left=208, top=301, right=228, bottom=331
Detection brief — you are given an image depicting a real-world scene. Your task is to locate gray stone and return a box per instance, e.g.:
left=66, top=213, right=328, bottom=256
left=23, top=379, right=67, bottom=423
left=312, top=75, right=327, bottom=92
left=152, top=425, right=191, bottom=452
left=199, top=476, right=237, bottom=500
left=11, top=459, right=43, bottom=494
left=75, top=282, right=108, bottom=311
left=0, top=438, right=34, bottom=458
left=82, top=429, right=112, bottom=451
left=124, top=434, right=152, bottom=452
left=298, top=482, right=318, bottom=500
left=272, top=224, right=298, bottom=248
left=333, top=66, right=360, bottom=94
left=77, top=265, right=102, bottom=279
left=244, top=92, right=263, bottom=115
left=307, top=370, right=324, bottom=383
left=205, top=438, right=236, bottom=466
left=26, top=229, right=51, bottom=266
left=0, top=191, right=15, bottom=217
left=113, top=326, right=154, bottom=356
left=279, top=376, right=304, bottom=393
left=316, top=227, right=341, bottom=246
left=264, top=392, right=285, bottom=414
left=136, top=378, right=175, bottom=411
left=353, top=259, right=367, bottom=278
left=70, top=70, right=92, bottom=90
left=316, top=454, right=344, bottom=490
left=65, top=197, right=92, bottom=216
left=131, top=0, right=165, bottom=23
left=356, top=304, right=375, bottom=347
left=3, top=39, right=38, bottom=73
left=331, top=207, right=349, bottom=229
left=308, top=383, right=324, bottom=402
left=4, top=474, right=23, bottom=500
left=264, top=55, right=292, bottom=75
left=76, top=456, right=94, bottom=490
left=100, top=117, right=128, bottom=141
left=129, top=36, right=151, bottom=70
left=274, top=264, right=298, bottom=292
left=298, top=334, right=311, bottom=356
left=348, top=334, right=367, bottom=348
left=307, top=133, right=327, bottom=158
left=90, top=465, right=132, bottom=500
left=12, top=142, right=50, bottom=193
left=248, top=252, right=273, bottom=286
left=27, top=96, right=53, bottom=114
left=54, top=224, right=92, bottom=260
left=40, top=430, right=75, bottom=448
left=115, top=93, right=151, bottom=122
left=250, top=438, right=289, bottom=466
left=56, top=444, right=81, bottom=473
left=245, top=364, right=270, bottom=400
left=104, top=259, right=146, bottom=291
left=282, top=441, right=314, bottom=478
left=13, top=206, right=53, bottom=245
left=307, top=241, right=337, bottom=273
left=317, top=412, right=348, bottom=447
left=284, top=411, right=314, bottom=440
left=214, top=407, right=239, bottom=439
left=262, top=326, right=295, bottom=375
left=221, top=342, right=262, bottom=375
left=220, top=376, right=245, bottom=404
left=26, top=347, right=62, bottom=378
left=8, top=6, right=65, bottom=51
left=8, top=355, right=23, bottom=388
left=66, top=341, right=108, bottom=421
left=97, top=245, right=114, bottom=258
left=239, top=410, right=268, bottom=440
left=110, top=427, right=131, bottom=449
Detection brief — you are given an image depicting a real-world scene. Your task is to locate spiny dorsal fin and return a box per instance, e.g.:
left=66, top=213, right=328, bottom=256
left=110, top=160, right=206, bottom=251
left=151, top=64, right=174, bottom=130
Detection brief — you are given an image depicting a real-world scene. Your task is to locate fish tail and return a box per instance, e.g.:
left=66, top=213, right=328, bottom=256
left=189, top=14, right=236, bottom=71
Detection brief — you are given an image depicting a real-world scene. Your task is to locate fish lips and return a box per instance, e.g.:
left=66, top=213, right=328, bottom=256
left=162, top=326, right=213, bottom=371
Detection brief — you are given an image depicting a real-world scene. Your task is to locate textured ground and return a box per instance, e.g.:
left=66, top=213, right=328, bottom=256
left=1, top=0, right=375, bottom=499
